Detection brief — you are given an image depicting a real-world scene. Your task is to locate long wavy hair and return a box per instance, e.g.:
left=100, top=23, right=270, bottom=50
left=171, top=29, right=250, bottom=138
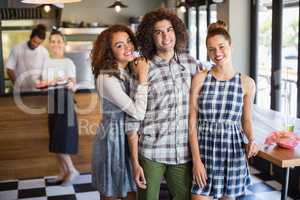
left=136, top=8, right=188, bottom=60
left=91, top=24, right=137, bottom=79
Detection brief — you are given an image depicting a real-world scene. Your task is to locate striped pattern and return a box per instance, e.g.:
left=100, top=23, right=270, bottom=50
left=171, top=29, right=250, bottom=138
left=191, top=70, right=251, bottom=198
left=125, top=53, right=200, bottom=164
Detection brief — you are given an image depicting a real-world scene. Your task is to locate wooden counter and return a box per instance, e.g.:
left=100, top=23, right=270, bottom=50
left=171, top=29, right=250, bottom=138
left=0, top=92, right=100, bottom=180
left=258, top=145, right=300, bottom=168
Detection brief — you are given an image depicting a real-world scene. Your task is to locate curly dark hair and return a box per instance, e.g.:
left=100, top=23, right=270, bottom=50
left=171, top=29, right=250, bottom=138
left=30, top=24, right=47, bottom=40
left=91, top=24, right=137, bottom=79
left=136, top=8, right=188, bottom=60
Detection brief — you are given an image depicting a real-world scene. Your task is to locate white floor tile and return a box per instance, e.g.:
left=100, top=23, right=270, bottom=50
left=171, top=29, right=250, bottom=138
left=18, top=179, right=45, bottom=190
left=46, top=185, right=75, bottom=196
left=245, top=189, right=254, bottom=195
left=255, top=190, right=293, bottom=200
left=76, top=191, right=100, bottom=200
left=19, top=197, right=47, bottom=200
left=251, top=175, right=263, bottom=184
left=72, top=174, right=92, bottom=185
left=265, top=180, right=282, bottom=191
left=0, top=190, right=18, bottom=200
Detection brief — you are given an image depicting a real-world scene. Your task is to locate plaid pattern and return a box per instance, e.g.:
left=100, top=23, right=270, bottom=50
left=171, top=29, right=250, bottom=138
left=191, top=70, right=251, bottom=198
left=125, top=53, right=200, bottom=164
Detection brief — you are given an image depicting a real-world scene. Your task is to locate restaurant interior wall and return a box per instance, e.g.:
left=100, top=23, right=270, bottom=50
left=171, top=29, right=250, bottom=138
left=61, top=0, right=162, bottom=25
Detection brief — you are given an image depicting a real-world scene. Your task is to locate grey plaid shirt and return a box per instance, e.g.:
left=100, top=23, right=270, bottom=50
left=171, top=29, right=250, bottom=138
left=125, top=53, right=201, bottom=165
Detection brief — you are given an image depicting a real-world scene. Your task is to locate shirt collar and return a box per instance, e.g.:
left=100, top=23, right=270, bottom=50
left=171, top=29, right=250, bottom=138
left=152, top=52, right=178, bottom=65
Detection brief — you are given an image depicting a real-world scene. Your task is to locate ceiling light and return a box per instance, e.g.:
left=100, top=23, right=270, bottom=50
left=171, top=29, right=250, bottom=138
left=21, top=0, right=81, bottom=4
left=108, top=0, right=128, bottom=13
left=43, top=4, right=51, bottom=12
left=176, top=0, right=187, bottom=13
left=212, top=0, right=224, bottom=3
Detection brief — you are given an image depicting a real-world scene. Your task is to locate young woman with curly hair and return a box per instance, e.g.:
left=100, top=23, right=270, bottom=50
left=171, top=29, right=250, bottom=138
left=90, top=24, right=149, bottom=200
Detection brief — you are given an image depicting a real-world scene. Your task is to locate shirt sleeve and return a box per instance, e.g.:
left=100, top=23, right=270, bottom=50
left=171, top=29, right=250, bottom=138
left=5, top=47, right=17, bottom=70
left=98, top=74, right=148, bottom=120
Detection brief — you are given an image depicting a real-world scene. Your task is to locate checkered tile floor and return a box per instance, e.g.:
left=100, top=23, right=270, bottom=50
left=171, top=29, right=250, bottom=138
left=0, top=167, right=297, bottom=200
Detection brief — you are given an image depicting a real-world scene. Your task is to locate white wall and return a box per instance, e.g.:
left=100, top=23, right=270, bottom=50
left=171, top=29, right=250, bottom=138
left=61, top=0, right=162, bottom=25
left=217, top=0, right=250, bottom=75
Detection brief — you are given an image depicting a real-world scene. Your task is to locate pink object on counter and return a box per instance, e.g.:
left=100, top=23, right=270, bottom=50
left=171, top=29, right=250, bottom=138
left=264, top=130, right=300, bottom=149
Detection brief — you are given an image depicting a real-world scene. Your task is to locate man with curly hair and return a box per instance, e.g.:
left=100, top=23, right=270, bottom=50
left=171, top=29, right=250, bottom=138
left=126, top=8, right=201, bottom=200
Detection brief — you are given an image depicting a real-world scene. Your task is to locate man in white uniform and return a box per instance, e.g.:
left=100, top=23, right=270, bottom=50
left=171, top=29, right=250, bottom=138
left=5, top=24, right=49, bottom=92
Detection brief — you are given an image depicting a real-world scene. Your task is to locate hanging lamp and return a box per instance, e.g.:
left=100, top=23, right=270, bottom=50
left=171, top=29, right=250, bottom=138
left=176, top=0, right=188, bottom=13
left=107, top=0, right=128, bottom=13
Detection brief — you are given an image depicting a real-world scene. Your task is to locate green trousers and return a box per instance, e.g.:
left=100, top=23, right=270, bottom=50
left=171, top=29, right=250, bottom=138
left=138, top=156, right=192, bottom=200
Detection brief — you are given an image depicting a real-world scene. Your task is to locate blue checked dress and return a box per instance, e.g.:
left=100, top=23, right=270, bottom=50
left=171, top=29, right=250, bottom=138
left=191, top=70, right=251, bottom=198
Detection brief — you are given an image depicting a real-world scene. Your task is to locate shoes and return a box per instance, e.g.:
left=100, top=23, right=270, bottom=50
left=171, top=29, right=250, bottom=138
left=46, top=176, right=65, bottom=184
left=61, top=170, right=80, bottom=186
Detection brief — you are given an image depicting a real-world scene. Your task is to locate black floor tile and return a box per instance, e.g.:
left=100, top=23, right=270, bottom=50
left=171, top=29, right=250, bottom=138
left=18, top=187, right=46, bottom=199
left=253, top=173, right=274, bottom=181
left=0, top=181, right=18, bottom=191
left=47, top=194, right=76, bottom=200
left=73, top=183, right=96, bottom=193
left=45, top=178, right=63, bottom=187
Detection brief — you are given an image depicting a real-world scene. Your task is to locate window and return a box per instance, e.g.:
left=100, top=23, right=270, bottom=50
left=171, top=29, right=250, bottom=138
left=187, top=2, right=217, bottom=62
left=254, top=0, right=299, bottom=117
left=256, top=0, right=273, bottom=110
left=281, top=3, right=299, bottom=117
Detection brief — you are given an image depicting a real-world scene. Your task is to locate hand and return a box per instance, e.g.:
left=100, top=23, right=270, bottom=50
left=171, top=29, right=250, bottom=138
left=48, top=80, right=56, bottom=86
left=35, top=80, right=47, bottom=89
left=246, top=141, right=259, bottom=158
left=66, top=81, right=75, bottom=90
left=193, top=160, right=207, bottom=188
left=133, top=164, right=147, bottom=189
left=133, top=57, right=149, bottom=84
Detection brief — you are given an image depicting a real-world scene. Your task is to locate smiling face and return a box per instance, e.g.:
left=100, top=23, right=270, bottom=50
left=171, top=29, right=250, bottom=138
left=206, top=34, right=232, bottom=66
left=152, top=19, right=176, bottom=54
left=49, top=34, right=65, bottom=57
left=111, top=31, right=135, bottom=68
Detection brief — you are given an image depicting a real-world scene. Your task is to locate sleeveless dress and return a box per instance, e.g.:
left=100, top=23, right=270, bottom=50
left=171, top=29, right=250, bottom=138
left=191, top=70, right=251, bottom=198
left=91, top=72, right=136, bottom=198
